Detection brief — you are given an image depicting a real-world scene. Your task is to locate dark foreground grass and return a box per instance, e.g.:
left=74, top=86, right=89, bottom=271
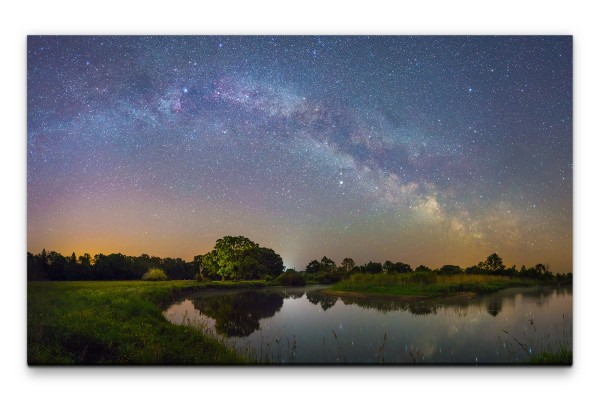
left=529, top=349, right=573, bottom=364
left=331, top=272, right=536, bottom=298
left=28, top=280, right=266, bottom=365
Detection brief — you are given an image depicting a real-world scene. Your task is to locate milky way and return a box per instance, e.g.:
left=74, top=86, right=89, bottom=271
left=27, top=36, right=572, bottom=272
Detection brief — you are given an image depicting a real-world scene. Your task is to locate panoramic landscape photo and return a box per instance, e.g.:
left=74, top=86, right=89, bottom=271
left=27, top=35, right=572, bottom=365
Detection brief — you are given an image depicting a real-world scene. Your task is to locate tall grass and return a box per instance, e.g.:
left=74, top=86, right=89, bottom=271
left=503, top=315, right=572, bottom=365
left=331, top=272, right=534, bottom=297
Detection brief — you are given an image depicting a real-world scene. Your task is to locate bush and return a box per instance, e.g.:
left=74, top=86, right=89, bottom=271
left=275, top=270, right=306, bottom=286
left=142, top=268, right=168, bottom=281
left=314, top=270, right=344, bottom=284
left=438, top=265, right=463, bottom=275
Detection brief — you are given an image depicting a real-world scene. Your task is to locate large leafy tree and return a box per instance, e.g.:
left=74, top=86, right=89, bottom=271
left=214, top=236, right=258, bottom=280
left=201, top=236, right=284, bottom=280
left=256, top=247, right=284, bottom=278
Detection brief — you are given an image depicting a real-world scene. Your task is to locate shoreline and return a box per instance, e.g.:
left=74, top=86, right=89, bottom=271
left=318, top=288, right=479, bottom=302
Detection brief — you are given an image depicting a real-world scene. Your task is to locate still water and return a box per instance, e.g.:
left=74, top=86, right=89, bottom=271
left=163, top=285, right=572, bottom=364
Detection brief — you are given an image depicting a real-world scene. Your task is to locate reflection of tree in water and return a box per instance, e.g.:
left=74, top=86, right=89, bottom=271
left=306, top=291, right=337, bottom=311
left=407, top=302, right=437, bottom=315
left=519, top=288, right=552, bottom=307
left=191, top=291, right=283, bottom=337
left=339, top=298, right=438, bottom=315
left=485, top=296, right=503, bottom=317
left=281, top=289, right=306, bottom=299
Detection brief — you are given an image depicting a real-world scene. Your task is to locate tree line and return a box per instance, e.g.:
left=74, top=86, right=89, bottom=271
left=27, top=235, right=572, bottom=285
left=27, top=250, right=199, bottom=281
left=298, top=252, right=572, bottom=285
left=27, top=235, right=285, bottom=282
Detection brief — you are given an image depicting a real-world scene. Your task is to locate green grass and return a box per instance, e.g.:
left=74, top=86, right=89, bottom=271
left=529, top=349, right=572, bottom=365
left=331, top=272, right=536, bottom=297
left=27, top=280, right=267, bottom=365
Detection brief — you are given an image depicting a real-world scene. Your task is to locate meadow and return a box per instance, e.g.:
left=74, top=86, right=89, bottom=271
left=329, top=272, right=537, bottom=298
left=27, top=280, right=266, bottom=364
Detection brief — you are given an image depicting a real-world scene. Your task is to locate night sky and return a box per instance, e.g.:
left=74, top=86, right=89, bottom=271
left=27, top=36, right=572, bottom=272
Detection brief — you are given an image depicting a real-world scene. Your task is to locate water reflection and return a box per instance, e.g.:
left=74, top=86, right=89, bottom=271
left=164, top=285, right=572, bottom=364
left=486, top=296, right=503, bottom=316
left=191, top=291, right=284, bottom=337
left=306, top=291, right=337, bottom=311
left=338, top=297, right=440, bottom=315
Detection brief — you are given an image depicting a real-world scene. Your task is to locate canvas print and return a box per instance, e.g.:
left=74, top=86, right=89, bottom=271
left=27, top=35, right=572, bottom=365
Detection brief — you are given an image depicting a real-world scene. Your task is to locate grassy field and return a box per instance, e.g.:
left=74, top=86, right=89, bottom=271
left=330, top=272, right=536, bottom=298
left=27, top=280, right=266, bottom=365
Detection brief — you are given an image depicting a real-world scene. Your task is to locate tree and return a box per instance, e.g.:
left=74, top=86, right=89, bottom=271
left=305, top=260, right=321, bottom=274
left=27, top=251, right=48, bottom=281
left=465, top=262, right=486, bottom=275
left=213, top=236, right=259, bottom=280
left=415, top=265, right=431, bottom=272
left=200, top=236, right=285, bottom=280
left=363, top=261, right=383, bottom=274
left=483, top=253, right=505, bottom=272
left=200, top=250, right=220, bottom=279
left=438, top=265, right=462, bottom=275
left=383, top=260, right=412, bottom=274
left=64, top=252, right=80, bottom=280
left=46, top=251, right=67, bottom=280
left=340, top=258, right=355, bottom=273
left=162, top=257, right=195, bottom=280
left=320, top=256, right=336, bottom=272
left=256, top=247, right=284, bottom=278
left=193, top=255, right=203, bottom=279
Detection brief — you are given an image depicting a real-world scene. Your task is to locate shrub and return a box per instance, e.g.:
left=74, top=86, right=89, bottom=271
left=275, top=270, right=306, bottom=286
left=438, top=265, right=463, bottom=275
left=314, top=270, right=344, bottom=284
left=142, top=268, right=168, bottom=281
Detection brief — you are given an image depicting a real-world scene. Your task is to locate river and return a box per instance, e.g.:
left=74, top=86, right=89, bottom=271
left=163, top=285, right=572, bottom=364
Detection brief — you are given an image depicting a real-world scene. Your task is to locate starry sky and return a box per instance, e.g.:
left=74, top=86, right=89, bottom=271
left=27, top=36, right=572, bottom=272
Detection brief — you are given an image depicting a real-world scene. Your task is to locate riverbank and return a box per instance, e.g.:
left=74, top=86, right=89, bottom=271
left=27, top=280, right=266, bottom=365
left=319, top=287, right=478, bottom=302
left=328, top=272, right=539, bottom=299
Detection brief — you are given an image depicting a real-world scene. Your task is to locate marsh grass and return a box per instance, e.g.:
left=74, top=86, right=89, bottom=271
left=331, top=273, right=535, bottom=297
left=27, top=280, right=267, bottom=365
left=502, top=315, right=572, bottom=365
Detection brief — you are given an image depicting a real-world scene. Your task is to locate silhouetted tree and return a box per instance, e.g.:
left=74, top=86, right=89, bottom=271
left=383, top=260, right=412, bottom=274
left=305, top=259, right=321, bottom=274
left=256, top=247, right=285, bottom=278
left=320, top=256, right=337, bottom=272
left=438, top=265, right=463, bottom=275
left=46, top=251, right=67, bottom=280
left=340, top=258, right=355, bottom=273
left=362, top=261, right=383, bottom=274
left=484, top=253, right=505, bottom=273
